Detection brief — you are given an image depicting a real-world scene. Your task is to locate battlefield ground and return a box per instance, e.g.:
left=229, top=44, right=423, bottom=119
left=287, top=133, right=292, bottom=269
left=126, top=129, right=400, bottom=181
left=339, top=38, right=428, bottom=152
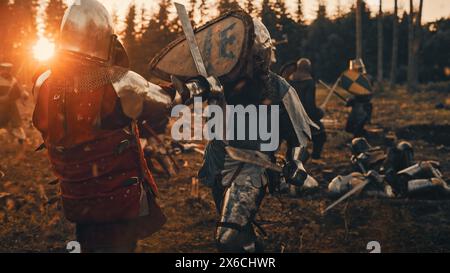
left=0, top=84, right=449, bottom=253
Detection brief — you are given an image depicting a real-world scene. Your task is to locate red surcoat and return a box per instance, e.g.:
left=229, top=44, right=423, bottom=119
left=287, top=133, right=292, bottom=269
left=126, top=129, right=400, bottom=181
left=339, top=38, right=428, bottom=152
left=33, top=70, right=167, bottom=237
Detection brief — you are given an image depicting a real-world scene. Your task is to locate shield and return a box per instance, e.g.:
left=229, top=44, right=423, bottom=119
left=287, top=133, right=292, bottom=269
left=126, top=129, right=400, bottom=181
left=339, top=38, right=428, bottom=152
left=149, top=11, right=254, bottom=82
left=279, top=61, right=297, bottom=80
left=340, top=70, right=373, bottom=96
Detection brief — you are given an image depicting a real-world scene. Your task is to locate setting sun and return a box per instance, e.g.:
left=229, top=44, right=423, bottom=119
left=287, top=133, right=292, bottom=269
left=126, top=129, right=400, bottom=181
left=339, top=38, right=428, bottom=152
left=33, top=37, right=55, bottom=62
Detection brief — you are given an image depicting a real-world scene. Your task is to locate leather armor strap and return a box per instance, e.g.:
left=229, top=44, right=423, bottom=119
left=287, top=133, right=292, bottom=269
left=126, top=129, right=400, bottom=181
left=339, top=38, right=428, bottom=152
left=228, top=162, right=245, bottom=185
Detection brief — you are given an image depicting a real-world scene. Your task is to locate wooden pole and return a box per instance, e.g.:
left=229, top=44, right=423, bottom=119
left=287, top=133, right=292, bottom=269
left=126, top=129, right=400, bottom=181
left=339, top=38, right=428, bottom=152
left=356, top=0, right=363, bottom=59
left=377, top=0, right=383, bottom=85
left=407, top=0, right=415, bottom=91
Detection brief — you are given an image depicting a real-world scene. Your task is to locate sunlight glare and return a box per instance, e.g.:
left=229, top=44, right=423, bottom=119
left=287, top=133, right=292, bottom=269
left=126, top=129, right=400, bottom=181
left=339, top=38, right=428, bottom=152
left=33, top=37, right=55, bottom=62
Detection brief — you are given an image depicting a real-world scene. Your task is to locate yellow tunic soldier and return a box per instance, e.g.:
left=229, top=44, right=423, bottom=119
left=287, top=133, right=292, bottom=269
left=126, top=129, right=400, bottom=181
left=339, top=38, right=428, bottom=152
left=342, top=59, right=373, bottom=137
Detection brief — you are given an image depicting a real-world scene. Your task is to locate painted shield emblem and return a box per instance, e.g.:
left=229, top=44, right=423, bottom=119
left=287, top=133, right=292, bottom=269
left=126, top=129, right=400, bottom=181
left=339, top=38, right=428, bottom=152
left=149, top=11, right=255, bottom=83
left=340, top=70, right=373, bottom=96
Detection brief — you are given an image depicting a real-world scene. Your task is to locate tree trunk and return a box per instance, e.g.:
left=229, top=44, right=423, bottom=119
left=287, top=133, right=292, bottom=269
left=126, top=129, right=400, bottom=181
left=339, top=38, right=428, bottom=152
left=296, top=0, right=303, bottom=23
left=356, top=0, right=363, bottom=59
left=377, top=0, right=383, bottom=85
left=407, top=0, right=415, bottom=91
left=389, top=0, right=398, bottom=89
left=412, top=0, right=424, bottom=87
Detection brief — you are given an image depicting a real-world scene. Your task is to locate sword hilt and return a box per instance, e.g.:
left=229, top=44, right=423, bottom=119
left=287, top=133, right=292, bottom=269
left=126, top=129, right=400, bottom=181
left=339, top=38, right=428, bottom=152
left=171, top=75, right=224, bottom=105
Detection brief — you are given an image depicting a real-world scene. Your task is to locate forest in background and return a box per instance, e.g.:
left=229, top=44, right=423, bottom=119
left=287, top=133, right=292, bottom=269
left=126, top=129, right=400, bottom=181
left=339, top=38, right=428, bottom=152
left=0, top=0, right=448, bottom=87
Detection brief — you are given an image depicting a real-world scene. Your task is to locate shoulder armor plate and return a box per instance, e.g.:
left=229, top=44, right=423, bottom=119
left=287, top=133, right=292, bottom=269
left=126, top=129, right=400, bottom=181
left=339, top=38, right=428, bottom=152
left=110, top=68, right=172, bottom=120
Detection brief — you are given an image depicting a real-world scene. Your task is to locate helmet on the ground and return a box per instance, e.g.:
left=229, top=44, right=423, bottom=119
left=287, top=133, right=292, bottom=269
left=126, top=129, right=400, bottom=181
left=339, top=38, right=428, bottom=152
left=351, top=137, right=372, bottom=155
left=396, top=141, right=414, bottom=167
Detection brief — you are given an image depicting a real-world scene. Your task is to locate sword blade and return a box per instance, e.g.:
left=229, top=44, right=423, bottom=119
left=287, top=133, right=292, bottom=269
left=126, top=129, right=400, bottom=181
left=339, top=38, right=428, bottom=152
left=225, top=146, right=283, bottom=173
left=175, top=2, right=208, bottom=78
left=319, top=78, right=344, bottom=108
left=320, top=80, right=347, bottom=103
left=322, top=179, right=370, bottom=215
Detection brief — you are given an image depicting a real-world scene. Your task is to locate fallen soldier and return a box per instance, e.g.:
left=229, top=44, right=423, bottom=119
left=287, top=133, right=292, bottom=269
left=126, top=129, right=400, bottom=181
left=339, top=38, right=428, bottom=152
left=328, top=138, right=449, bottom=199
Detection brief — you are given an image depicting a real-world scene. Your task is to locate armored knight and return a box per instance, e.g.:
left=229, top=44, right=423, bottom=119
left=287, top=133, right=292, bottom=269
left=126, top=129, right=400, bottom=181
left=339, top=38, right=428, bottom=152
left=345, top=59, right=373, bottom=137
left=328, top=170, right=393, bottom=198
left=196, top=18, right=318, bottom=252
left=329, top=139, right=449, bottom=199
left=382, top=142, right=450, bottom=197
left=397, top=161, right=450, bottom=197
left=0, top=63, right=27, bottom=144
left=32, top=0, right=178, bottom=252
left=329, top=138, right=393, bottom=198
left=285, top=58, right=326, bottom=162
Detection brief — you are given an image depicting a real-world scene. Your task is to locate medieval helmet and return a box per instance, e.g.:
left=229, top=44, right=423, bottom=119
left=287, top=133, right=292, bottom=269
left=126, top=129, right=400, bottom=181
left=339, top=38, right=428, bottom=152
left=351, top=137, right=372, bottom=155
left=0, top=63, right=13, bottom=72
left=58, top=0, right=116, bottom=64
left=251, top=19, right=274, bottom=74
left=349, top=58, right=367, bottom=74
left=296, top=58, right=312, bottom=73
left=396, top=141, right=414, bottom=167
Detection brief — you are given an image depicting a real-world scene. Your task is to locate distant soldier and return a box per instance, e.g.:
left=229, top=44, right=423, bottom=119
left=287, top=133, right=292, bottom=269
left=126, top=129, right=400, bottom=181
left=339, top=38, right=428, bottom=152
left=342, top=59, right=373, bottom=137
left=286, top=58, right=326, bottom=162
left=0, top=63, right=26, bottom=144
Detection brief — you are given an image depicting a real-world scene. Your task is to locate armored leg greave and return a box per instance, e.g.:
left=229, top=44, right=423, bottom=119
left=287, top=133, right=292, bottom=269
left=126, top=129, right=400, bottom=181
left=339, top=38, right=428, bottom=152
left=214, top=162, right=266, bottom=253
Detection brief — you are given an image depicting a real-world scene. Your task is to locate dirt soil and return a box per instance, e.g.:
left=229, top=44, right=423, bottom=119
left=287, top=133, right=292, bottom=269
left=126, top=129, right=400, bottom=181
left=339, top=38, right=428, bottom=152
left=0, top=85, right=449, bottom=253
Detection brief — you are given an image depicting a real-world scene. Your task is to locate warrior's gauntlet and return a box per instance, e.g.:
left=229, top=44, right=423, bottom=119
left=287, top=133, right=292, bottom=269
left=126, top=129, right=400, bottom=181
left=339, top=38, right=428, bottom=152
left=171, top=75, right=224, bottom=105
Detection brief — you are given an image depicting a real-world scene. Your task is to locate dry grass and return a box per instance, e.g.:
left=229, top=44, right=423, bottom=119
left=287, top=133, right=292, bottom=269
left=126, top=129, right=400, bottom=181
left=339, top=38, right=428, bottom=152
left=0, top=85, right=449, bottom=253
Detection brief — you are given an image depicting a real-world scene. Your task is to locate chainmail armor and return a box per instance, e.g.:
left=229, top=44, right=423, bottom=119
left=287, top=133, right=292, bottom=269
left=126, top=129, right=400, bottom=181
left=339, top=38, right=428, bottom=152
left=47, top=65, right=128, bottom=93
